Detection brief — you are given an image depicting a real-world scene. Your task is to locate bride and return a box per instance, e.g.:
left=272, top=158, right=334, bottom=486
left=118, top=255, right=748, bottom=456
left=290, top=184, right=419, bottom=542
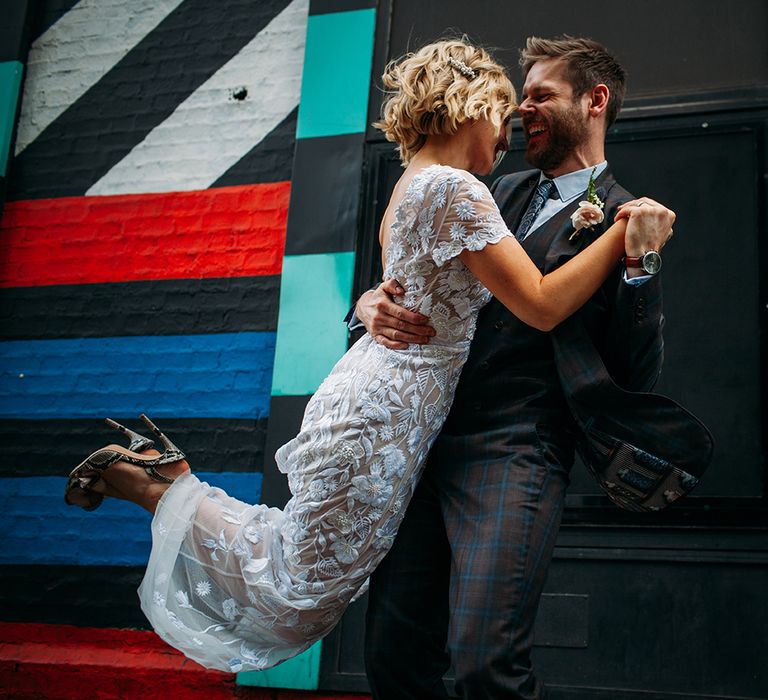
left=64, top=39, right=673, bottom=672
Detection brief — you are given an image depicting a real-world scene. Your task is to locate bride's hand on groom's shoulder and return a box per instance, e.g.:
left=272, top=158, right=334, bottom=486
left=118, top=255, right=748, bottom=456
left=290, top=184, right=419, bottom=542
left=615, top=197, right=676, bottom=257
left=356, top=279, right=436, bottom=350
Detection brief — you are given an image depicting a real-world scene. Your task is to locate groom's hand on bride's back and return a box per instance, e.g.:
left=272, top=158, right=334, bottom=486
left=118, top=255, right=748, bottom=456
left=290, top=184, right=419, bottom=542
left=356, top=278, right=436, bottom=350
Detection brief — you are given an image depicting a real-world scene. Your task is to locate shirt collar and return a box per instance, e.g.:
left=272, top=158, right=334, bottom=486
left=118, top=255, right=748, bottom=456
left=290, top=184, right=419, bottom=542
left=539, top=161, right=608, bottom=202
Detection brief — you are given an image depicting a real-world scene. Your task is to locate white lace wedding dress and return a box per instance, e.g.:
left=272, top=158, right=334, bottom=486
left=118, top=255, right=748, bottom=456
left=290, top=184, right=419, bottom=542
left=139, top=164, right=513, bottom=672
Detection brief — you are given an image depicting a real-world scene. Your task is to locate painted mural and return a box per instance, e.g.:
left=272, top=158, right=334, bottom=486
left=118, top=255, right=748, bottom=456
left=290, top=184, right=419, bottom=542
left=1, top=0, right=307, bottom=627
left=0, top=0, right=381, bottom=693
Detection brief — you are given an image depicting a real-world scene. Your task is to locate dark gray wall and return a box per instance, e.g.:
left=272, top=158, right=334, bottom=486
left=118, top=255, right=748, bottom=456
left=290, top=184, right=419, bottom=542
left=377, top=0, right=768, bottom=112
left=322, top=1, right=768, bottom=697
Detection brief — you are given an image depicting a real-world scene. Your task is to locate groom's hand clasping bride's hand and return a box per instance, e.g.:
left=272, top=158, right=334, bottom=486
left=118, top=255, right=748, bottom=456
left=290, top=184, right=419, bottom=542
left=615, top=197, right=676, bottom=278
left=356, top=278, right=436, bottom=350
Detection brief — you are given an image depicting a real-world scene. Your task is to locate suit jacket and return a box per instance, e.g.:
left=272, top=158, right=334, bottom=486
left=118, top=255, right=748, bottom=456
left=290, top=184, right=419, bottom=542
left=445, top=166, right=712, bottom=512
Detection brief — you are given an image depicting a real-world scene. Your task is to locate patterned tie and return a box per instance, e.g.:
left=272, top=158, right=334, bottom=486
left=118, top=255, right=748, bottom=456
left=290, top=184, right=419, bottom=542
left=516, top=179, right=558, bottom=241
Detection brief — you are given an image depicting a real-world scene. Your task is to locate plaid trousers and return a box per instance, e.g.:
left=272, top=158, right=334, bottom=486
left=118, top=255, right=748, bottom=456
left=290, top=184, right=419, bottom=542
left=365, top=412, right=574, bottom=699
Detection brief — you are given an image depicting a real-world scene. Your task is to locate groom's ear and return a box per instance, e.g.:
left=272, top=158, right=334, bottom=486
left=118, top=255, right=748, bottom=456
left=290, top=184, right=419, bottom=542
left=587, top=84, right=610, bottom=120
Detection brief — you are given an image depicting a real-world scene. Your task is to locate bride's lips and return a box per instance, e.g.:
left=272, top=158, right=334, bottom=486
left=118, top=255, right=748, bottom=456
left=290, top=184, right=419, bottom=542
left=494, top=132, right=509, bottom=156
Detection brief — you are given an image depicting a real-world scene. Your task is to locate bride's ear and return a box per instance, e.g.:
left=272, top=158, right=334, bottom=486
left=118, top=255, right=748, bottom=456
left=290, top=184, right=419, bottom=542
left=588, top=84, right=610, bottom=119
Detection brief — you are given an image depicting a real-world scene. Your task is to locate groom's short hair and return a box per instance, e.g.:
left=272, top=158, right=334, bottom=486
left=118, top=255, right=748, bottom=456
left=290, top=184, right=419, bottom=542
left=520, top=35, right=627, bottom=128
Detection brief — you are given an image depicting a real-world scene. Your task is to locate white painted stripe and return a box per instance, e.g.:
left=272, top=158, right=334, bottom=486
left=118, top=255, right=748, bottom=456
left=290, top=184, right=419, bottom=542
left=14, top=0, right=185, bottom=155
left=87, top=0, right=308, bottom=196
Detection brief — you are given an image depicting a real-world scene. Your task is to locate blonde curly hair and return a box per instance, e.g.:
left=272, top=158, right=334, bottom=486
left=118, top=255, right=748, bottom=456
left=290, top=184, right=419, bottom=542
left=374, top=39, right=517, bottom=165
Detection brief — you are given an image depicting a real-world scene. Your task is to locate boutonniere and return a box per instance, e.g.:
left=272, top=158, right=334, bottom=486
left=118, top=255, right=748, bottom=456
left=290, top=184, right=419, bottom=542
left=569, top=168, right=605, bottom=241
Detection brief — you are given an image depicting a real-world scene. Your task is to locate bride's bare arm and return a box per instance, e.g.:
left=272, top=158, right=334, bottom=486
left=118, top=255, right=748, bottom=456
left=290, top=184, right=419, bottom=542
left=460, top=200, right=673, bottom=332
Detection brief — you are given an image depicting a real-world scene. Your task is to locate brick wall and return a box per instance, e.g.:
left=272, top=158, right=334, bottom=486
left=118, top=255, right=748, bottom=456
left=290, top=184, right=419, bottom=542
left=0, top=0, right=311, bottom=690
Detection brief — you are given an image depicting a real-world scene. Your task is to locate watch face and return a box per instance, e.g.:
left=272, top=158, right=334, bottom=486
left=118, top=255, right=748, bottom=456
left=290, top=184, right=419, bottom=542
left=642, top=251, right=662, bottom=275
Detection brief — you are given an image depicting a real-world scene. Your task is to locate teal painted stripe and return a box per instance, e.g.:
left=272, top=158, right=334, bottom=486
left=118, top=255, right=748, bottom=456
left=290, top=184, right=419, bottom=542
left=271, top=252, right=355, bottom=396
left=0, top=61, right=22, bottom=176
left=0, top=472, right=262, bottom=566
left=237, top=641, right=321, bottom=690
left=296, top=9, right=376, bottom=139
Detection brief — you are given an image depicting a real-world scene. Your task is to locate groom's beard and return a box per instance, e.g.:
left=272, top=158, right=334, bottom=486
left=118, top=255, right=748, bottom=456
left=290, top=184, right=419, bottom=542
left=524, top=100, right=589, bottom=172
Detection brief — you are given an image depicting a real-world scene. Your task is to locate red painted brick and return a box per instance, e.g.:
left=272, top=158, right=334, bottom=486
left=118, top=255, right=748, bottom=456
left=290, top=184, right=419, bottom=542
left=0, top=183, right=289, bottom=288
left=0, top=623, right=372, bottom=700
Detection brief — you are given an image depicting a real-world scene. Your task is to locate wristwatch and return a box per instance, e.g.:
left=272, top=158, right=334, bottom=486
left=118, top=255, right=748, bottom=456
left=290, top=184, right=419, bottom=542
left=623, top=250, right=662, bottom=275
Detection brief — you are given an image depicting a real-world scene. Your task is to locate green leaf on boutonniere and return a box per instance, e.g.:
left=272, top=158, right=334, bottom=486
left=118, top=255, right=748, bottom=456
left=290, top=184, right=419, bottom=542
left=586, top=167, right=600, bottom=206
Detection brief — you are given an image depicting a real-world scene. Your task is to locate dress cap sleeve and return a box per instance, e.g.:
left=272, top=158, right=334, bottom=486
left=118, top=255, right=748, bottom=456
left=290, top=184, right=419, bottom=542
left=431, top=172, right=512, bottom=267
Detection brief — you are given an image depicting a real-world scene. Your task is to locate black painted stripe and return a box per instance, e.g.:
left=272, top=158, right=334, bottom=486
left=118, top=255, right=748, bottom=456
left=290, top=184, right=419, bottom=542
left=0, top=276, right=280, bottom=340
left=29, top=0, right=81, bottom=43
left=285, top=133, right=363, bottom=255
left=262, top=394, right=310, bottom=508
left=0, top=1, right=32, bottom=63
left=1, top=564, right=149, bottom=628
left=0, top=417, right=268, bottom=477
left=7, top=0, right=294, bottom=201
left=310, top=0, right=377, bottom=15
left=212, top=107, right=298, bottom=188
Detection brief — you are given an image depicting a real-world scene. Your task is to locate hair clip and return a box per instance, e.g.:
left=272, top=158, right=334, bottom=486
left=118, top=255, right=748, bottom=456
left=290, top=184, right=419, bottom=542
left=447, top=56, right=476, bottom=80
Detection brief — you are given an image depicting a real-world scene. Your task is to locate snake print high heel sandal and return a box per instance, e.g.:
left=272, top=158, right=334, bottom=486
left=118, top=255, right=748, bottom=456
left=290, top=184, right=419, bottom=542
left=64, top=414, right=186, bottom=511
left=105, top=417, right=155, bottom=453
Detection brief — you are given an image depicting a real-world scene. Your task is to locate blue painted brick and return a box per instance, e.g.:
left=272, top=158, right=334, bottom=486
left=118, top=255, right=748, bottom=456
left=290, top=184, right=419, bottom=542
left=2, top=473, right=264, bottom=566
left=0, top=333, right=276, bottom=419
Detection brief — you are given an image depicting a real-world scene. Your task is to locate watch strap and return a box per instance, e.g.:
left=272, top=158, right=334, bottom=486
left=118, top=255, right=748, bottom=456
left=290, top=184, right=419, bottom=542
left=623, top=255, right=643, bottom=268
left=623, top=250, right=662, bottom=275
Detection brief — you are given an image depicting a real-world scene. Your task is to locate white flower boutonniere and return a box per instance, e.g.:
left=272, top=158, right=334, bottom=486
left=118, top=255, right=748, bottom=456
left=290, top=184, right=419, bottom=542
left=569, top=168, right=605, bottom=241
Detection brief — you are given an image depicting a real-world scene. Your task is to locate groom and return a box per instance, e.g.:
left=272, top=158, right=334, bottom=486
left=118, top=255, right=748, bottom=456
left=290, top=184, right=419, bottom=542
left=355, top=37, right=673, bottom=698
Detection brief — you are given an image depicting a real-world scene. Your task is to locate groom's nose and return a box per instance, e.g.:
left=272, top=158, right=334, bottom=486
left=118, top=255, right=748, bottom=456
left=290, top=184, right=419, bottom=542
left=517, top=99, right=535, bottom=115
